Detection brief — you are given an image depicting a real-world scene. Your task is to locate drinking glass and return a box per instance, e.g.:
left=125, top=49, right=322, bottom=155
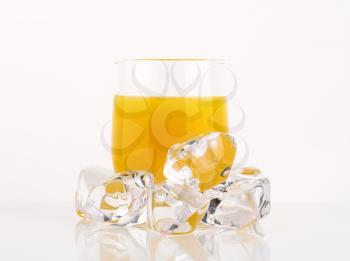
left=112, top=59, right=236, bottom=184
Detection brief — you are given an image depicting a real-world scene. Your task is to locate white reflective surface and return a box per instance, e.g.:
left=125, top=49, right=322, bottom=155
left=76, top=221, right=269, bottom=261
left=0, top=203, right=349, bottom=260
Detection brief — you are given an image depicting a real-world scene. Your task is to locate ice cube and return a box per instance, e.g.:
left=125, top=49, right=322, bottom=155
left=75, top=166, right=153, bottom=225
left=164, top=132, right=236, bottom=191
left=147, top=182, right=209, bottom=235
left=75, top=167, right=114, bottom=217
left=202, top=167, right=270, bottom=228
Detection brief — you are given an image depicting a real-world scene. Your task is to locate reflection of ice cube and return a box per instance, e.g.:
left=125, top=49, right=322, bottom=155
left=164, top=132, right=237, bottom=191
left=75, top=167, right=153, bottom=225
left=148, top=224, right=270, bottom=261
left=196, top=225, right=270, bottom=261
left=76, top=220, right=147, bottom=261
left=202, top=167, right=270, bottom=228
left=147, top=182, right=209, bottom=235
left=148, top=230, right=209, bottom=261
left=76, top=221, right=269, bottom=261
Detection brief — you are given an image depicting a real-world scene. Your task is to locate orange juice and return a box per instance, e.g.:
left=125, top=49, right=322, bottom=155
left=112, top=96, right=229, bottom=183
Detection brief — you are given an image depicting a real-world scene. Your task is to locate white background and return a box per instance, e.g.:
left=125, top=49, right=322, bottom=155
left=0, top=0, right=349, bottom=206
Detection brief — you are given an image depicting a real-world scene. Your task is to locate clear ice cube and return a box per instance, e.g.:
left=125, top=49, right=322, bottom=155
left=75, top=166, right=153, bottom=225
left=202, top=167, right=270, bottom=228
left=147, top=182, right=209, bottom=235
left=164, top=132, right=237, bottom=191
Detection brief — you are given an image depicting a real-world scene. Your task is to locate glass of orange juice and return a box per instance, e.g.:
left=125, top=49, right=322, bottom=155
left=112, top=59, right=235, bottom=184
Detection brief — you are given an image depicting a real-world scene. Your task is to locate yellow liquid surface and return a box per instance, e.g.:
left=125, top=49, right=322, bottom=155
left=112, top=96, right=229, bottom=184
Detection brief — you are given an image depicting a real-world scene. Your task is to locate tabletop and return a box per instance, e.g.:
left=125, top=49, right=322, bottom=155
left=1, top=202, right=349, bottom=260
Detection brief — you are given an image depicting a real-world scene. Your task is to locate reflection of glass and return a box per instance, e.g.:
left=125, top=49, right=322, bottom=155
left=76, top=221, right=270, bottom=261
left=112, top=59, right=235, bottom=184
